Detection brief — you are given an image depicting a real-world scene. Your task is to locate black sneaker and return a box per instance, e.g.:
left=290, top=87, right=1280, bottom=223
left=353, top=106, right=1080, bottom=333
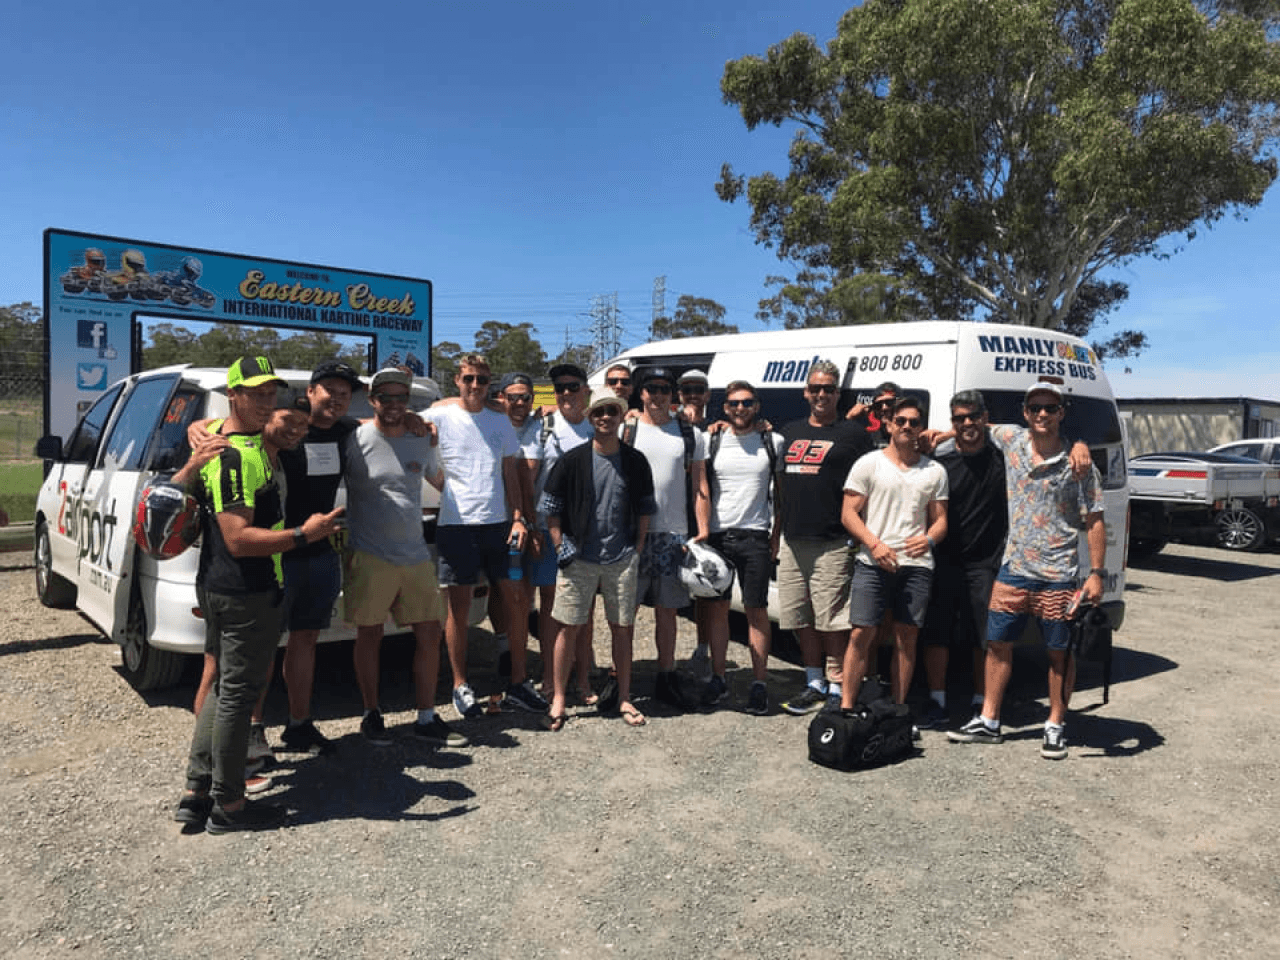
left=504, top=679, right=550, bottom=713
left=412, top=714, right=471, bottom=748
left=917, top=701, right=950, bottom=730
left=360, top=709, right=393, bottom=746
left=497, top=650, right=512, bottom=682
left=700, top=674, right=729, bottom=709
left=174, top=792, right=213, bottom=826
left=654, top=670, right=689, bottom=711
left=781, top=684, right=827, bottom=716
left=279, top=719, right=337, bottom=756
left=1041, top=725, right=1068, bottom=760
left=947, top=716, right=1004, bottom=744
left=745, top=681, right=769, bottom=716
left=206, top=800, right=286, bottom=835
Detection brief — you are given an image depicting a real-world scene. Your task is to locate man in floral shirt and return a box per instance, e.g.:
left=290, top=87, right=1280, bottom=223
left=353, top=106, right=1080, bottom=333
left=947, top=382, right=1106, bottom=760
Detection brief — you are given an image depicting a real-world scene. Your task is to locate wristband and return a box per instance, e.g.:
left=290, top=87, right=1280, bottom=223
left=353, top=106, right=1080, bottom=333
left=293, top=526, right=307, bottom=550
left=1089, top=567, right=1106, bottom=579
left=926, top=536, right=936, bottom=549
left=512, top=516, right=527, bottom=527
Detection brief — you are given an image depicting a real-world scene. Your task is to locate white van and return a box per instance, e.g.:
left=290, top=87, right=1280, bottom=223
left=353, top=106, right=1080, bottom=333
left=596, top=320, right=1129, bottom=628
left=34, top=364, right=473, bottom=691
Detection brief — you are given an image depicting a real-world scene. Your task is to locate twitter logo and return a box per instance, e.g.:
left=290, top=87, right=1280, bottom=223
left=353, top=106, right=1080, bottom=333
left=77, top=363, right=108, bottom=390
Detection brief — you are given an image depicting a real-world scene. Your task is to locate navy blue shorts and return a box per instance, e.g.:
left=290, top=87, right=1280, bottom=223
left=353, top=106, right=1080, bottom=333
left=437, top=523, right=510, bottom=587
left=283, top=551, right=342, bottom=632
left=849, top=562, right=932, bottom=628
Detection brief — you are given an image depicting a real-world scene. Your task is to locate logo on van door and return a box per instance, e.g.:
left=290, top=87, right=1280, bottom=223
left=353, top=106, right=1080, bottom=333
left=762, top=355, right=831, bottom=384
left=977, top=335, right=1098, bottom=381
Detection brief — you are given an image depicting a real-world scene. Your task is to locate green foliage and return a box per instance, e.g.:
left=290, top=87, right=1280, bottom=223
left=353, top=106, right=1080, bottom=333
left=0, top=460, right=42, bottom=523
left=474, top=321, right=548, bottom=378
left=651, top=295, right=738, bottom=340
left=720, top=0, right=1280, bottom=355
left=0, top=302, right=42, bottom=381
left=432, top=341, right=464, bottom=396
left=142, top=323, right=366, bottom=373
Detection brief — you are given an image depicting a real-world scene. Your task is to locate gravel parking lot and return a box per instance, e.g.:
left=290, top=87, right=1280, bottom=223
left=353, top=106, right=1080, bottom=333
left=2, top=543, right=1277, bottom=960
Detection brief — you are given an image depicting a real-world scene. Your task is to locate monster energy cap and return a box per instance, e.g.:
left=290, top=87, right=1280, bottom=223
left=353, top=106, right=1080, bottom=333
left=227, top=356, right=286, bottom=390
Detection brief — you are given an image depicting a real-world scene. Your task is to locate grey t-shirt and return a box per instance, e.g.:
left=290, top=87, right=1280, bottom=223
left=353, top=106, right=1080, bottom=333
left=343, top=422, right=439, bottom=566
left=580, top=449, right=633, bottom=565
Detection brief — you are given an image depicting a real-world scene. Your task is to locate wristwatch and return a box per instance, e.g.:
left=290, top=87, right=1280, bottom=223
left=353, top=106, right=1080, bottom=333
left=293, top=526, right=307, bottom=550
left=1088, top=567, right=1106, bottom=579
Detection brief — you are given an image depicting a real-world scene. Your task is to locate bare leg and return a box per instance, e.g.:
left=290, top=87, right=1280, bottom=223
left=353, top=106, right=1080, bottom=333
left=411, top=620, right=443, bottom=710
left=654, top=605, right=678, bottom=671
left=611, top=621, right=644, bottom=724
left=841, top=626, right=876, bottom=709
left=444, top=585, right=473, bottom=691
left=924, top=645, right=948, bottom=698
left=889, top=623, right=919, bottom=705
left=821, top=628, right=850, bottom=687
left=573, top=625, right=594, bottom=700
left=550, top=622, right=581, bottom=721
left=971, top=646, right=986, bottom=699
left=353, top=623, right=385, bottom=711
left=981, top=642, right=1015, bottom=722
left=537, top=584, right=557, bottom=691
left=282, top=628, right=320, bottom=721
left=1046, top=647, right=1075, bottom=726
left=704, top=597, right=731, bottom=676
left=794, top=624, right=822, bottom=672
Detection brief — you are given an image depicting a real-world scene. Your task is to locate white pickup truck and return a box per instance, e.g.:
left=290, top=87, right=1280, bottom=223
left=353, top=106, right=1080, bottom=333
left=1128, top=451, right=1280, bottom=555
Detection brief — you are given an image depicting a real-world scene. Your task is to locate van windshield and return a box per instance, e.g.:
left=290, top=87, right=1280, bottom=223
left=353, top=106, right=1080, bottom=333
left=982, top=391, right=1123, bottom=446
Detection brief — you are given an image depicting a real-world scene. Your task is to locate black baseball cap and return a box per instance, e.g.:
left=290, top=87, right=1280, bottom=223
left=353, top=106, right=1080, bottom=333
left=499, top=372, right=534, bottom=392
left=310, top=360, right=364, bottom=390
left=639, top=366, right=677, bottom=390
left=548, top=363, right=587, bottom=382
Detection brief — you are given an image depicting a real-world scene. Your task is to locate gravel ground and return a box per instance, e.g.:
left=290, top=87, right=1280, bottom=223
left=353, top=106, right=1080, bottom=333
left=2, top=543, right=1278, bottom=960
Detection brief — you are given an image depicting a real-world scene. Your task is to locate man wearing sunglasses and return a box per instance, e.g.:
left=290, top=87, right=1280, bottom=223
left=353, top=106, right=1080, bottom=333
left=846, top=381, right=902, bottom=449
left=946, top=381, right=1105, bottom=760
left=677, top=369, right=710, bottom=426
left=840, top=396, right=949, bottom=713
left=541, top=388, right=656, bottom=730
left=424, top=354, right=538, bottom=720
left=700, top=380, right=783, bottom=714
left=916, top=391, right=1007, bottom=731
left=604, top=363, right=634, bottom=405
left=777, top=361, right=874, bottom=715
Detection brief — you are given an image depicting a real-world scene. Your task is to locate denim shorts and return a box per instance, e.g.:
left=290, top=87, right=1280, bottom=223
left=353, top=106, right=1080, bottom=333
left=708, top=529, right=771, bottom=608
left=849, top=562, right=932, bottom=628
left=522, top=525, right=559, bottom=588
left=986, top=565, right=1076, bottom=650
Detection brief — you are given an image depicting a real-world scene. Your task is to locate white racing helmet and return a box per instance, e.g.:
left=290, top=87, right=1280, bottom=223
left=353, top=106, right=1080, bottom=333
left=678, top=540, right=735, bottom=599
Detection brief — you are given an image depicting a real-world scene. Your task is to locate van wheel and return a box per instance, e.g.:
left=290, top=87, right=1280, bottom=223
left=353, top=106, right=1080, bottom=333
left=35, top=521, right=77, bottom=608
left=119, top=586, right=186, bottom=691
left=1216, top=507, right=1265, bottom=552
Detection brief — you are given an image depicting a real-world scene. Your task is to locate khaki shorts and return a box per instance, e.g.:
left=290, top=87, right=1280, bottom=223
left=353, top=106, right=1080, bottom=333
left=776, top=536, right=853, bottom=632
left=552, top=552, right=640, bottom=627
left=342, top=549, right=445, bottom=628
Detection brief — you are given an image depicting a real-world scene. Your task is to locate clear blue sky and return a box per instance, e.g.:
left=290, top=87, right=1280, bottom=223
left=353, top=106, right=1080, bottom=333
left=4, top=0, right=1276, bottom=400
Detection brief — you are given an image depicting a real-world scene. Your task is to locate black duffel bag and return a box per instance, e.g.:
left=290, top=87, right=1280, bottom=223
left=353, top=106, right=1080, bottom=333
left=807, top=679, right=914, bottom=771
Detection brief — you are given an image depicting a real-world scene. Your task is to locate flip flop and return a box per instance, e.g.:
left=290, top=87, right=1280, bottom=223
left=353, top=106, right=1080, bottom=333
left=573, top=690, right=600, bottom=707
left=544, top=713, right=568, bottom=732
left=621, top=707, right=647, bottom=728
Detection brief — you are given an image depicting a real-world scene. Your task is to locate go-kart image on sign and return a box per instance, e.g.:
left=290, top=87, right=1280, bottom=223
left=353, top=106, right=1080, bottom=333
left=43, top=228, right=432, bottom=440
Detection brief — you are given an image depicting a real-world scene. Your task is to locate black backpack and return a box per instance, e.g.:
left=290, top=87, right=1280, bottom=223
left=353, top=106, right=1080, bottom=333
left=807, top=677, right=915, bottom=771
left=1065, top=603, right=1114, bottom=705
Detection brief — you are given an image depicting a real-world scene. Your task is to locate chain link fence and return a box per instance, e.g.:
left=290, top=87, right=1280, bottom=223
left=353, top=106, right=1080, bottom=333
left=0, top=326, right=43, bottom=462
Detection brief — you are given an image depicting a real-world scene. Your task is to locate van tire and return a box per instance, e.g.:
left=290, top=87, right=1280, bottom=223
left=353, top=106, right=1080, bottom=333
left=1216, top=506, right=1266, bottom=552
left=35, top=521, right=77, bottom=609
left=119, top=584, right=186, bottom=691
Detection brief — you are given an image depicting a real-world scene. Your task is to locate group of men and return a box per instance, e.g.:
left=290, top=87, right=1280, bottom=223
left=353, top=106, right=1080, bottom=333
left=174, top=349, right=1108, bottom=833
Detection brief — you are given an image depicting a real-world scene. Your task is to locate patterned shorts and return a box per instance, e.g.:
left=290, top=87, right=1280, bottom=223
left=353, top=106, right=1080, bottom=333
left=986, top=565, right=1075, bottom=650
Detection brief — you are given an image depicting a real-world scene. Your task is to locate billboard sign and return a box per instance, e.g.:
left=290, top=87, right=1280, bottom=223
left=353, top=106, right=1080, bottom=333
left=43, top=228, right=432, bottom=439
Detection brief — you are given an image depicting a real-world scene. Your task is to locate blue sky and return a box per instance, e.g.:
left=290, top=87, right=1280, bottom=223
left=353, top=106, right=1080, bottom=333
left=3, top=0, right=1276, bottom=401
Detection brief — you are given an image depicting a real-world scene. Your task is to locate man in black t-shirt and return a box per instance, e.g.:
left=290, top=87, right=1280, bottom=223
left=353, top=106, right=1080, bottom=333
left=777, top=361, right=874, bottom=715
left=917, top=390, right=1007, bottom=729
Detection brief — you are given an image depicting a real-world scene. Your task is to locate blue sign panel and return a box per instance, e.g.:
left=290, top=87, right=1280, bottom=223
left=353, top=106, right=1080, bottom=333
left=44, top=228, right=432, bottom=439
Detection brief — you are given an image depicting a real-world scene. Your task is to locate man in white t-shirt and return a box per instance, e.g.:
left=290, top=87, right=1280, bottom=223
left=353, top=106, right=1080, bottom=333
left=701, top=380, right=783, bottom=715
left=424, top=354, right=544, bottom=719
left=840, top=396, right=949, bottom=710
left=626, top=366, right=710, bottom=711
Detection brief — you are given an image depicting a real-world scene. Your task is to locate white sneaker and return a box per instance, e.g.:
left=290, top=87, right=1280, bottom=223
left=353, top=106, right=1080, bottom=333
left=452, top=682, right=482, bottom=719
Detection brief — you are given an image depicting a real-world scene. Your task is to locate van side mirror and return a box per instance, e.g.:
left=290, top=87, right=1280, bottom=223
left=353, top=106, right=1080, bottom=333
left=35, top=435, right=63, bottom=461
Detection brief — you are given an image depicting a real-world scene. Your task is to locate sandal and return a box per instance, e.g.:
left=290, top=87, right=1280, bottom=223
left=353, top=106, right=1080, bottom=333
left=544, top=713, right=568, bottom=732
left=620, top=706, right=647, bottom=728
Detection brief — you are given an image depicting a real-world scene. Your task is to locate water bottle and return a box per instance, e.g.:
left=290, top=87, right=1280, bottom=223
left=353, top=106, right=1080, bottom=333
left=507, top=534, right=523, bottom=581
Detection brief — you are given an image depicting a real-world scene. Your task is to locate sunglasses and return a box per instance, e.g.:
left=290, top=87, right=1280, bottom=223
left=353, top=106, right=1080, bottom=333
left=873, top=398, right=895, bottom=408
left=1026, top=403, right=1062, bottom=415
left=951, top=412, right=983, bottom=425
left=680, top=385, right=706, bottom=394
left=893, top=416, right=922, bottom=428
left=606, top=376, right=631, bottom=386
left=460, top=374, right=491, bottom=386
left=590, top=406, right=622, bottom=419
left=505, top=392, right=532, bottom=403
left=373, top=392, right=410, bottom=404
left=726, top=398, right=757, bottom=409
left=643, top=383, right=672, bottom=394
left=806, top=384, right=838, bottom=395
left=553, top=381, right=583, bottom=394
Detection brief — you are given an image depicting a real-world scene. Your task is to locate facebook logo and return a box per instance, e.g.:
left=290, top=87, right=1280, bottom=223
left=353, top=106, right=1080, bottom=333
left=77, top=363, right=108, bottom=390
left=77, top=319, right=108, bottom=350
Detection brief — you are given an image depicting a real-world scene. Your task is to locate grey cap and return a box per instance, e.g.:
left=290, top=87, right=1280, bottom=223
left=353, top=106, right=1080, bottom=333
left=371, top=367, right=413, bottom=391
left=1024, top=381, right=1065, bottom=402
left=588, top=387, right=625, bottom=415
left=678, top=369, right=709, bottom=387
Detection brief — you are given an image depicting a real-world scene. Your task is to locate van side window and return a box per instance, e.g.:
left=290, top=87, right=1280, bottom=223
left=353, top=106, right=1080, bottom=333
left=63, top=385, right=124, bottom=464
left=148, top=388, right=206, bottom=472
left=100, top=376, right=181, bottom=472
